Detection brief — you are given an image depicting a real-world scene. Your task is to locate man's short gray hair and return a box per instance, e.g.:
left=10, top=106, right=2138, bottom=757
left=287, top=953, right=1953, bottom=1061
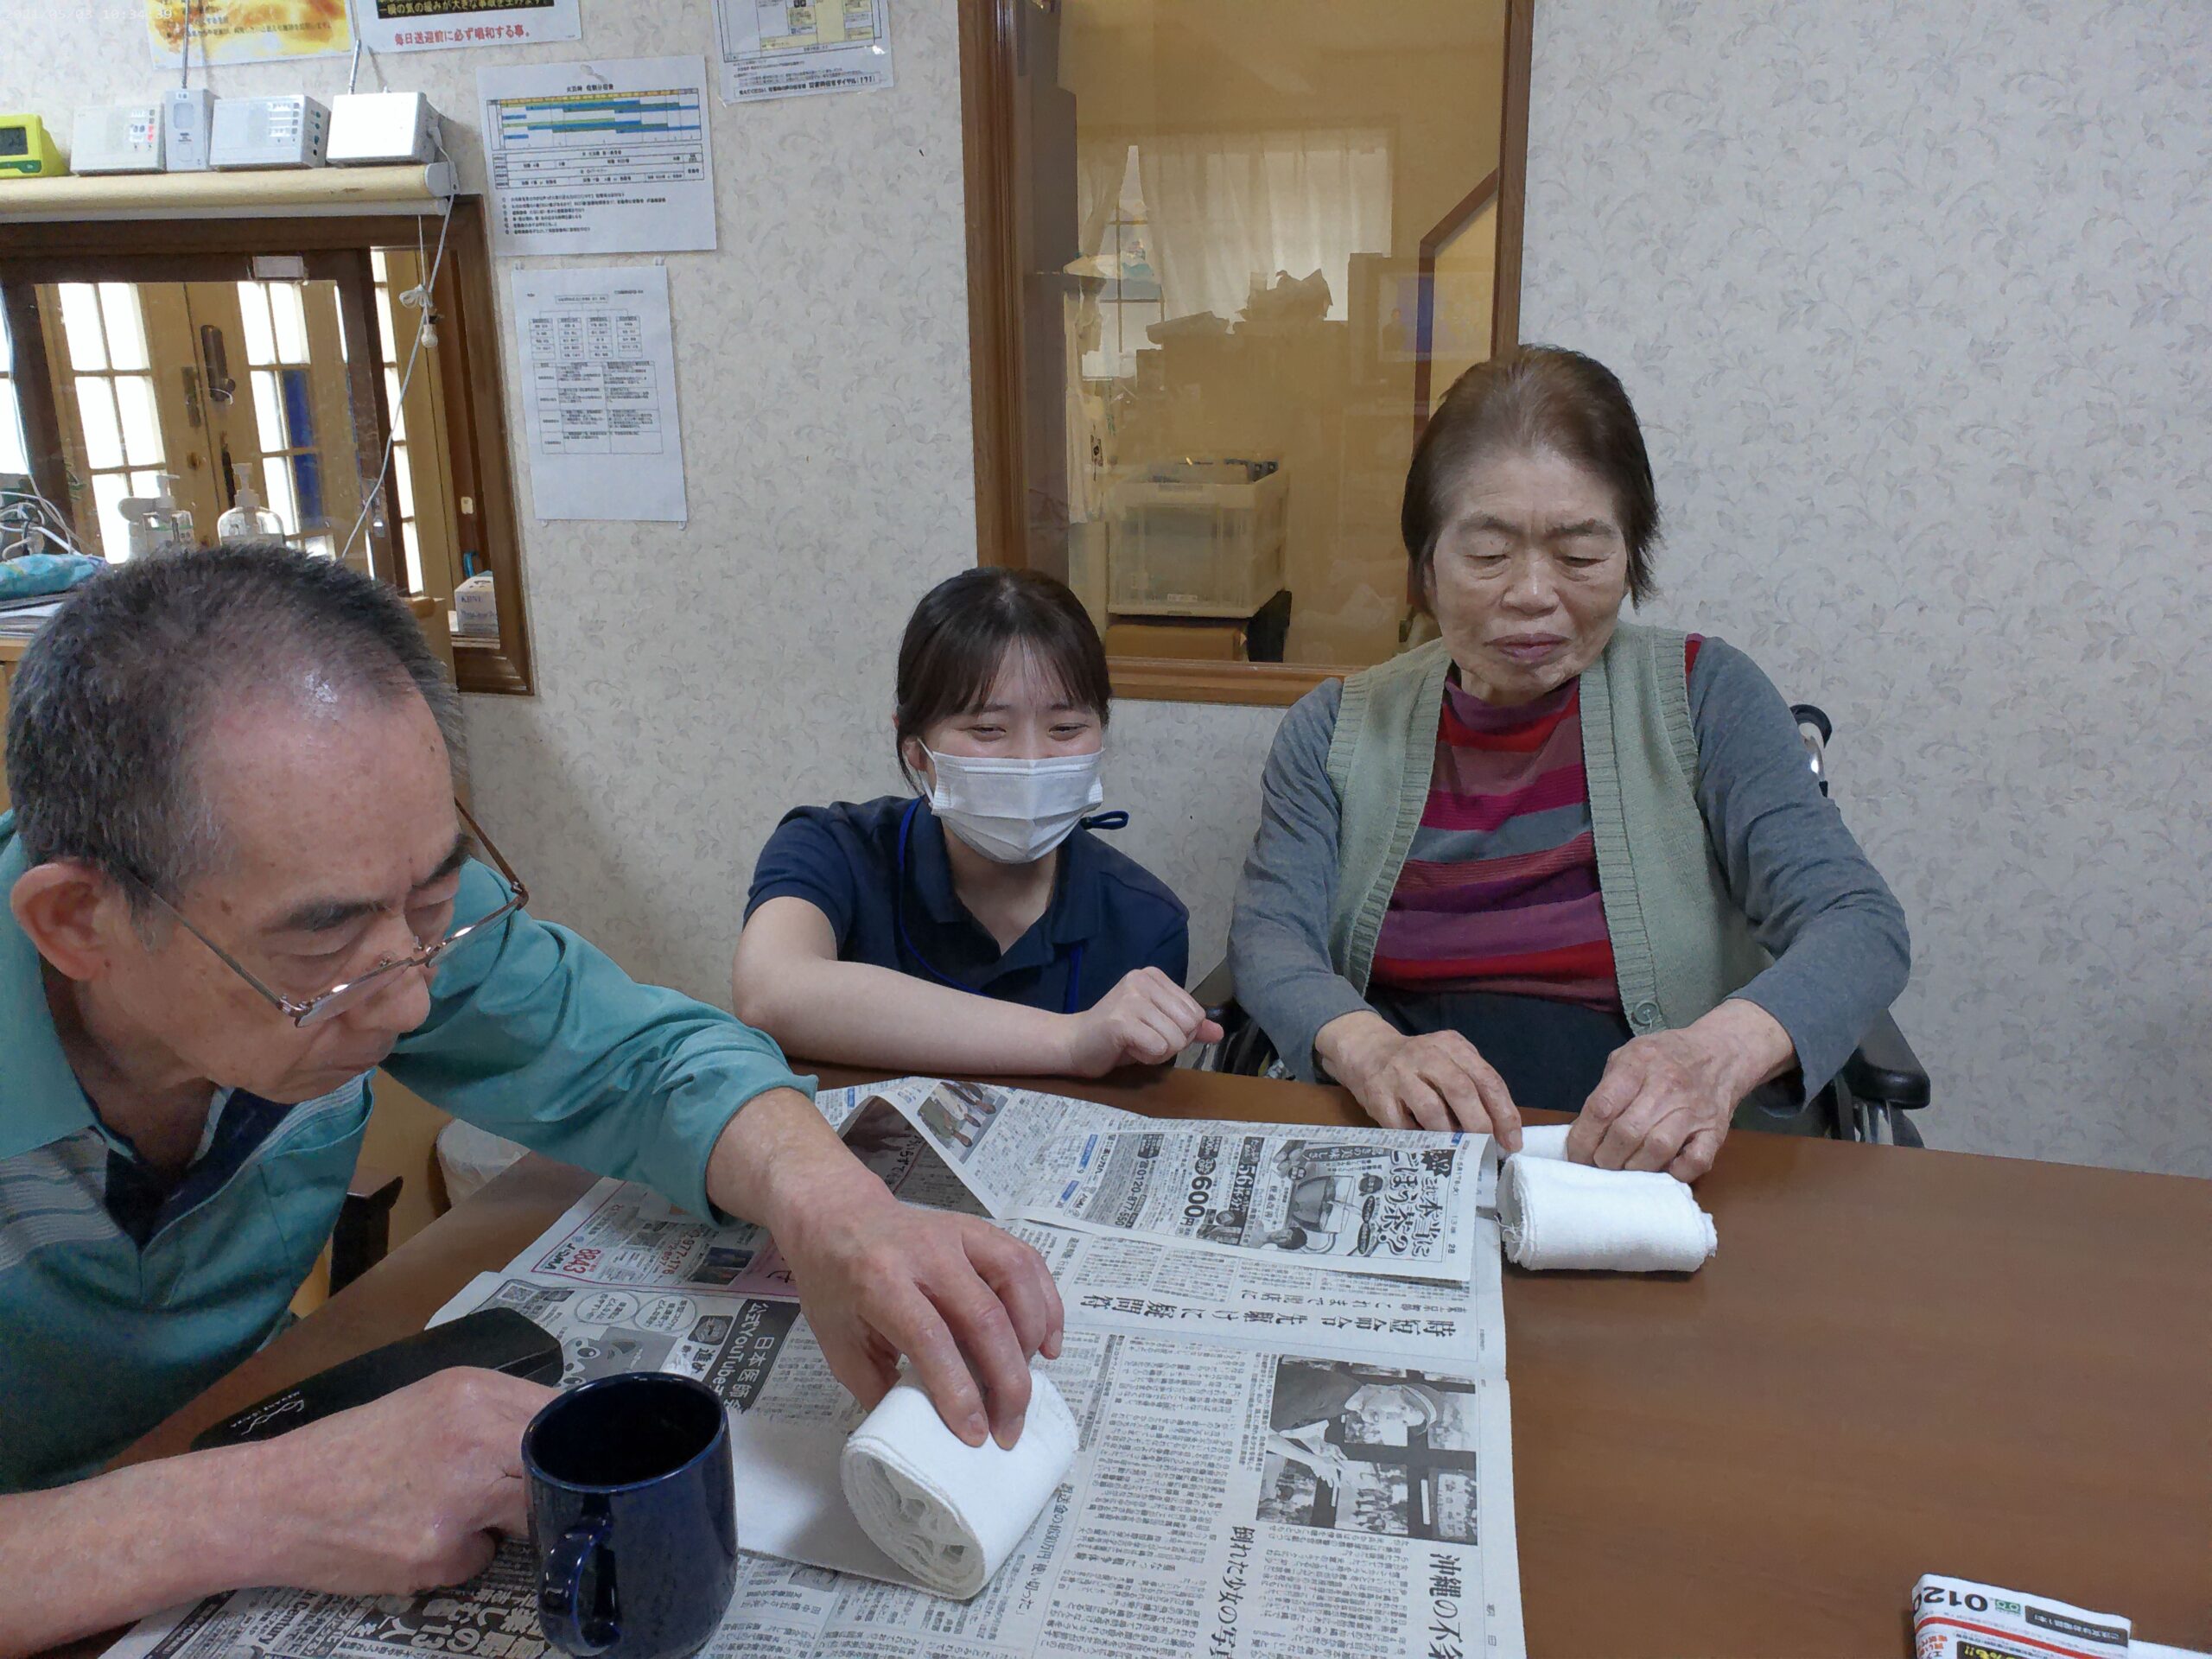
left=4, top=542, right=464, bottom=911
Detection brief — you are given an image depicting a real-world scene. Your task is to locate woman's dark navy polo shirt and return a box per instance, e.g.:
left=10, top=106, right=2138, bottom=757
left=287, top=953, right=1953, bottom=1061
left=746, top=796, right=1191, bottom=1013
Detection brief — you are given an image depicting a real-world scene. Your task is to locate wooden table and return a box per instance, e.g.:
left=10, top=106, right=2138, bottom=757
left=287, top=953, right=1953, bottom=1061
left=54, top=1068, right=2212, bottom=1658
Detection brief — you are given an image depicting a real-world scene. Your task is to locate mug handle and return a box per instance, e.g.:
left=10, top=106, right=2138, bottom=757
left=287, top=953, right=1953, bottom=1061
left=538, top=1514, right=619, bottom=1656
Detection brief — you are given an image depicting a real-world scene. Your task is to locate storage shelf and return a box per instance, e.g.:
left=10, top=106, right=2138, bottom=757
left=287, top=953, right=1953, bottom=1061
left=0, top=163, right=454, bottom=223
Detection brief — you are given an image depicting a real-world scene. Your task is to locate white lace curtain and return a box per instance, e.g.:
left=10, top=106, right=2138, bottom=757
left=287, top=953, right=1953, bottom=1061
left=1127, top=127, right=1392, bottom=324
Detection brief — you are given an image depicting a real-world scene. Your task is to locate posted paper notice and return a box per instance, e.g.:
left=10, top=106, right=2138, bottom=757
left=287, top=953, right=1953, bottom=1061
left=479, top=56, right=718, bottom=256
left=712, top=0, right=895, bottom=103
left=147, top=0, right=350, bottom=65
left=357, top=0, right=581, bottom=54
left=512, top=267, right=689, bottom=523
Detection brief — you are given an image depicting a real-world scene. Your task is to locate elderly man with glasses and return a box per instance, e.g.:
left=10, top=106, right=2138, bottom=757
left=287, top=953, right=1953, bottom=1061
left=0, top=545, right=1064, bottom=1652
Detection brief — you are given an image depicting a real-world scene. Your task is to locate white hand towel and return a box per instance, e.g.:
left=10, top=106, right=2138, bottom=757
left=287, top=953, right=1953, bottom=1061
left=1511, top=1123, right=1574, bottom=1160
left=1497, top=1147, right=1718, bottom=1273
left=840, top=1370, right=1078, bottom=1599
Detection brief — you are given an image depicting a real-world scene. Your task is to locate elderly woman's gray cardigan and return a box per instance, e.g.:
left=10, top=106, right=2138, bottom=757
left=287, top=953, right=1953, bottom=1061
left=1227, top=625, right=1910, bottom=1109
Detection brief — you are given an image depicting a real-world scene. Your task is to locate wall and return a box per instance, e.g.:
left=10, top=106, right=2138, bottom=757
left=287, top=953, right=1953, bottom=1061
left=1512, top=1, right=2212, bottom=1178
left=7, top=2, right=2207, bottom=1178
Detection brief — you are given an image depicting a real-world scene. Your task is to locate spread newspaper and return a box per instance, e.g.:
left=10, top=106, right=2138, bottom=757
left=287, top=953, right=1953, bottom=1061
left=103, top=1080, right=1525, bottom=1659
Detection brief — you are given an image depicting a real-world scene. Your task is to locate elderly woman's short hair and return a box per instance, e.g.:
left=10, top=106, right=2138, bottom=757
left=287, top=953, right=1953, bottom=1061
left=1402, top=346, right=1662, bottom=604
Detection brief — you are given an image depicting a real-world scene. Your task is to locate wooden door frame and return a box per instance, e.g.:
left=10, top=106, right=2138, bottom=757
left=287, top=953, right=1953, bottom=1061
left=957, top=0, right=1537, bottom=706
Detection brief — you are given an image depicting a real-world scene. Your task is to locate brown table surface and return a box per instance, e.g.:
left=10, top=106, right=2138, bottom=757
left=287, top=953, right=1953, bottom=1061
left=52, top=1066, right=2212, bottom=1658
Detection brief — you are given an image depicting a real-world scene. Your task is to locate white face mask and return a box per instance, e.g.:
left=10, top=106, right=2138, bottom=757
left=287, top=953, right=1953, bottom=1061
left=922, top=747, right=1105, bottom=864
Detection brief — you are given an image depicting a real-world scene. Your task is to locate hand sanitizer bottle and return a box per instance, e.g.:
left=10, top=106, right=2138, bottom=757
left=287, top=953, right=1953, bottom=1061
left=216, top=482, right=284, bottom=544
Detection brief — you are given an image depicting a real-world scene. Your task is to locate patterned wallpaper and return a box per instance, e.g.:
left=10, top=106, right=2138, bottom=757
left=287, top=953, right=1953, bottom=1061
left=1513, top=1, right=2212, bottom=1177
left=6, top=3, right=2205, bottom=1176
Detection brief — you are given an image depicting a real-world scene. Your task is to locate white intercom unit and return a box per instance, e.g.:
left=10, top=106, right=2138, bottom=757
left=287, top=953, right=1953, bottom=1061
left=72, top=104, right=164, bottom=174
left=327, top=92, right=440, bottom=166
left=161, top=87, right=215, bottom=171
left=209, top=94, right=328, bottom=168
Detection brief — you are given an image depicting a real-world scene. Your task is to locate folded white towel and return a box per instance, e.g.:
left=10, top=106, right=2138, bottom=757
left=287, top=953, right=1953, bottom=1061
left=1497, top=1141, right=1718, bottom=1273
left=840, top=1370, right=1078, bottom=1599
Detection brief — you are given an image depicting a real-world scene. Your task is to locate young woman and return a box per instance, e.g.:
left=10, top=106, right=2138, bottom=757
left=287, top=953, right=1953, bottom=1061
left=733, top=568, right=1220, bottom=1074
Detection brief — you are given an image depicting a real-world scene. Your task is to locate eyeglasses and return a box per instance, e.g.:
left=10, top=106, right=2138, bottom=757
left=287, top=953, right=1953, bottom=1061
left=142, top=802, right=530, bottom=1029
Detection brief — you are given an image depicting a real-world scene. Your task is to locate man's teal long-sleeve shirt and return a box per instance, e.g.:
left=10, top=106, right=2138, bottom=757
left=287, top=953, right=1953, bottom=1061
left=0, top=814, right=810, bottom=1491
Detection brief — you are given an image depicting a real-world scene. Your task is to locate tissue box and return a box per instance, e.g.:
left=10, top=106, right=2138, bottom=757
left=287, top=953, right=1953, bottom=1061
left=454, top=572, right=498, bottom=637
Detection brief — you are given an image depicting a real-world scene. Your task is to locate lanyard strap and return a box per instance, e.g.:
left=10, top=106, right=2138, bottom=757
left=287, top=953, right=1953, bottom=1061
left=895, top=799, right=1084, bottom=1016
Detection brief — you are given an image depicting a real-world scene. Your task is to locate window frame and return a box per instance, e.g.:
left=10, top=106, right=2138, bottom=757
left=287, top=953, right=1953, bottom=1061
left=0, top=201, right=532, bottom=696
left=956, top=0, right=1536, bottom=707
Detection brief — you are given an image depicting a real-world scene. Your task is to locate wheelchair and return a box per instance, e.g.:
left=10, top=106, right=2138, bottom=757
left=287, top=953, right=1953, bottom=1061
left=1189, top=703, right=1930, bottom=1147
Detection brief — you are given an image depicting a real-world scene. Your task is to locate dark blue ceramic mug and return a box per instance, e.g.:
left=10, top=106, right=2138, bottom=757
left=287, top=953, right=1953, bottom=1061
left=523, top=1372, right=739, bottom=1659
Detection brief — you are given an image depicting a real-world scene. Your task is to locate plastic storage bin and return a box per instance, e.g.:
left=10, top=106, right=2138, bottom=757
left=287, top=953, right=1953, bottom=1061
left=1106, top=459, right=1287, bottom=619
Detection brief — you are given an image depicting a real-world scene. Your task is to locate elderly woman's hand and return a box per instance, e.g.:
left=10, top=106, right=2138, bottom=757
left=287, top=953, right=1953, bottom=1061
left=1566, top=1000, right=1796, bottom=1180
left=1315, top=1011, right=1524, bottom=1148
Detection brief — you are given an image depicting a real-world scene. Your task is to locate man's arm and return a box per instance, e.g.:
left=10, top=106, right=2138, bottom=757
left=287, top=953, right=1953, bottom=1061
left=0, top=1370, right=549, bottom=1656
left=392, top=865, right=1065, bottom=1446
left=386, top=861, right=810, bottom=1222
left=702, top=1087, right=1065, bottom=1449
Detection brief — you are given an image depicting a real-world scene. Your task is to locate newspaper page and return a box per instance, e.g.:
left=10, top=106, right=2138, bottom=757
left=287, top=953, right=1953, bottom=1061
left=102, top=1077, right=1526, bottom=1659
left=1025, top=1129, right=1485, bottom=1283
left=836, top=1077, right=1490, bottom=1248
left=1009, top=1220, right=1505, bottom=1373
left=108, top=1296, right=1521, bottom=1659
left=502, top=1092, right=994, bottom=1300
left=836, top=1077, right=1146, bottom=1217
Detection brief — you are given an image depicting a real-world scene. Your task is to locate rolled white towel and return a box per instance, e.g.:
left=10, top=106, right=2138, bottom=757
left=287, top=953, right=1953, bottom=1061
left=1511, top=1123, right=1574, bottom=1160
left=1497, top=1144, right=1718, bottom=1273
left=840, top=1370, right=1078, bottom=1599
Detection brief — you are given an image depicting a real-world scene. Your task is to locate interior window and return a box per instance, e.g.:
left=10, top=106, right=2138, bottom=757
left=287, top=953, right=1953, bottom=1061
left=1, top=204, right=531, bottom=693
left=964, top=0, right=1531, bottom=700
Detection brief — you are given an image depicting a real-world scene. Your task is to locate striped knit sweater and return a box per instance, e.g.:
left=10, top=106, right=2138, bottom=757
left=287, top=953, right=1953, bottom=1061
left=1370, top=638, right=1703, bottom=1011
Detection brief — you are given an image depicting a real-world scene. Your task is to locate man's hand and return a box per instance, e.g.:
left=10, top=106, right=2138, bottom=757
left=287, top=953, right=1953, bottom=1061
left=0, top=1367, right=552, bottom=1654
left=777, top=1169, right=1065, bottom=1449
left=711, top=1088, right=1065, bottom=1449
left=1567, top=1000, right=1796, bottom=1181
left=253, top=1367, right=553, bottom=1597
left=1316, top=1011, right=1523, bottom=1148
left=1058, top=968, right=1224, bottom=1075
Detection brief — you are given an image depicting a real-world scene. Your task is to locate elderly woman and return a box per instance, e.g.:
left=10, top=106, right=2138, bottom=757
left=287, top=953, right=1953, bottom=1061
left=1229, top=347, right=1909, bottom=1179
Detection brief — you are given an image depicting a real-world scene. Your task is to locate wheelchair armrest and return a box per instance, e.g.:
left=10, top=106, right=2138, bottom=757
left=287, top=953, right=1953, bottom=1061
left=1191, top=957, right=1239, bottom=1017
left=332, top=1168, right=404, bottom=1296
left=1840, top=1009, right=1929, bottom=1110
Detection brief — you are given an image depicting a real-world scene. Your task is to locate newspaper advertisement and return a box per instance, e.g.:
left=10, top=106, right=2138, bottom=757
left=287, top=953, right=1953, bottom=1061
left=1007, top=1220, right=1504, bottom=1372
left=102, top=1077, right=1525, bottom=1658
left=836, top=1076, right=1143, bottom=1217
left=1027, top=1129, right=1485, bottom=1283
left=711, top=0, right=895, bottom=104
left=1910, top=1574, right=2134, bottom=1659
left=835, top=1077, right=1489, bottom=1240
